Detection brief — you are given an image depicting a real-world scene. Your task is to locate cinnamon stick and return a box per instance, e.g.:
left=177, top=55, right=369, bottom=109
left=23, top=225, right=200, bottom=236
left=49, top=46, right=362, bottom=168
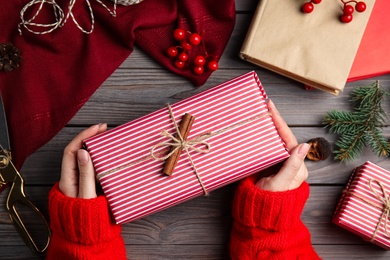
left=163, top=113, right=195, bottom=176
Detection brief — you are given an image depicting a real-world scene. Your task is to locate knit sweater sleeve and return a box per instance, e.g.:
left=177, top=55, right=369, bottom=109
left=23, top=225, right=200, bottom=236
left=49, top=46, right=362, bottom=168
left=229, top=175, right=321, bottom=260
left=47, top=182, right=127, bottom=260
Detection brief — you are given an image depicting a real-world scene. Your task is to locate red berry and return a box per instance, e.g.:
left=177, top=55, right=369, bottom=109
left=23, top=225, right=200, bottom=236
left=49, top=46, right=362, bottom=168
left=340, top=13, right=353, bottom=23
left=207, top=61, right=218, bottom=71
left=174, top=60, right=185, bottom=69
left=355, top=1, right=366, bottom=12
left=173, top=29, right=186, bottom=41
left=181, top=41, right=192, bottom=51
left=177, top=52, right=188, bottom=61
left=193, top=66, right=204, bottom=75
left=343, top=5, right=354, bottom=15
left=167, top=46, right=178, bottom=57
left=311, top=0, right=321, bottom=4
left=189, top=33, right=201, bottom=46
left=302, top=2, right=314, bottom=13
left=194, top=55, right=206, bottom=66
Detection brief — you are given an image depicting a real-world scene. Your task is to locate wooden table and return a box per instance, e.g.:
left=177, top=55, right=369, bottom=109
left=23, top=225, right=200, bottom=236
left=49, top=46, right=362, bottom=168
left=1, top=0, right=390, bottom=259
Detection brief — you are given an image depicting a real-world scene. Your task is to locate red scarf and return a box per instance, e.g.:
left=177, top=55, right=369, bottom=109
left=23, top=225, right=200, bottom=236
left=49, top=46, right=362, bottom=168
left=0, top=0, right=235, bottom=169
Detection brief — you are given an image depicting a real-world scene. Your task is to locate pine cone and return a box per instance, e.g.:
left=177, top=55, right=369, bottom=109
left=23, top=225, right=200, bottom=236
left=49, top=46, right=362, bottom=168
left=0, top=43, right=21, bottom=72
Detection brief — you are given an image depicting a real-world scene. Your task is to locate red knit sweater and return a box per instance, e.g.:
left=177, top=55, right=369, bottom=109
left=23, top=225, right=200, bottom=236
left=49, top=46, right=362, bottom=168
left=230, top=175, right=321, bottom=259
left=47, top=177, right=320, bottom=259
left=47, top=183, right=127, bottom=260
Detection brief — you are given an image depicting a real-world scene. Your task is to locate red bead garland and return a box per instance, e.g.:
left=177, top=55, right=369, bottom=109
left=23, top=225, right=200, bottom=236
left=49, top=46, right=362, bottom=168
left=340, top=13, right=353, bottom=23
left=301, top=0, right=367, bottom=24
left=167, top=46, right=178, bottom=57
left=174, top=60, right=185, bottom=69
left=302, top=2, right=314, bottom=13
left=343, top=5, right=354, bottom=15
left=301, top=0, right=321, bottom=13
left=340, top=0, right=367, bottom=23
left=355, top=1, right=366, bottom=12
left=173, top=29, right=186, bottom=41
left=166, top=29, right=219, bottom=75
left=194, top=55, right=206, bottom=66
left=189, top=33, right=201, bottom=46
left=193, top=66, right=204, bottom=75
left=177, top=52, right=188, bottom=62
left=207, top=61, right=218, bottom=71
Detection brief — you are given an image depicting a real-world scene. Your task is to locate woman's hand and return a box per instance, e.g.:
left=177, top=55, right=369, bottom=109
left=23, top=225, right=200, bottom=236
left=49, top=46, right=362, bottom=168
left=256, top=100, right=310, bottom=191
left=59, top=123, right=107, bottom=198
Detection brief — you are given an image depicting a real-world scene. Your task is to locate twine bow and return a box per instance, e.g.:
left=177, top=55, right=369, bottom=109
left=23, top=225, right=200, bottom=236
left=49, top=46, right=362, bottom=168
left=18, top=0, right=118, bottom=35
left=345, top=179, right=390, bottom=241
left=150, top=130, right=211, bottom=162
left=368, top=179, right=390, bottom=240
left=151, top=104, right=211, bottom=195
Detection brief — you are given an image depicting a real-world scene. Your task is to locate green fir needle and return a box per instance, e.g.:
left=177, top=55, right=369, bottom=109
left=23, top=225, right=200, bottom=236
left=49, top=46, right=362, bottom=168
left=323, top=81, right=390, bottom=162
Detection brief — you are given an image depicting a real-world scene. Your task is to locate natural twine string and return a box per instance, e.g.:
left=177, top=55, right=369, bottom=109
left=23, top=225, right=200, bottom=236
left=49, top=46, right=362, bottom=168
left=343, top=179, right=390, bottom=242
left=96, top=103, right=272, bottom=195
left=151, top=104, right=210, bottom=194
left=18, top=0, right=118, bottom=35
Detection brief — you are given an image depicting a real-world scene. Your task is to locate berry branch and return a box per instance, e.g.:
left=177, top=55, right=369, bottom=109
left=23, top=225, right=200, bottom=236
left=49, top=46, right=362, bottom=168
left=340, top=0, right=366, bottom=23
left=167, top=29, right=218, bottom=75
left=301, top=0, right=367, bottom=23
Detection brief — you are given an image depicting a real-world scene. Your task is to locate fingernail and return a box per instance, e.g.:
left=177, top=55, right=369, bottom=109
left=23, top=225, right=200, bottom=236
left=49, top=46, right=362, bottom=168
left=298, top=143, right=310, bottom=157
left=98, top=123, right=107, bottom=129
left=77, top=149, right=89, bottom=164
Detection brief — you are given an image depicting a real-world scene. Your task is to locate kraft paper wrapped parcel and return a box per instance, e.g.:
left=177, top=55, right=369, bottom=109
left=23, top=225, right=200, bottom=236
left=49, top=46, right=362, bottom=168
left=240, top=0, right=375, bottom=95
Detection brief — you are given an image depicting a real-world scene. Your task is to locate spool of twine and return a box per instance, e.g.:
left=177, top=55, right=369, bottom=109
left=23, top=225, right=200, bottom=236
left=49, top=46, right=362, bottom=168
left=111, top=0, right=143, bottom=6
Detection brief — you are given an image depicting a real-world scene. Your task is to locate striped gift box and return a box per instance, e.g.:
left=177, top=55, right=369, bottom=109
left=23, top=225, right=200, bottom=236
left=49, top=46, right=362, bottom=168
left=84, top=71, right=290, bottom=224
left=333, top=161, right=390, bottom=250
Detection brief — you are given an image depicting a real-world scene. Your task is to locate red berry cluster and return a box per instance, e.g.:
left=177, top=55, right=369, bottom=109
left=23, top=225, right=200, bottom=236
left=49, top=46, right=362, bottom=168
left=301, top=0, right=321, bottom=13
left=340, top=0, right=366, bottom=23
left=167, top=29, right=218, bottom=75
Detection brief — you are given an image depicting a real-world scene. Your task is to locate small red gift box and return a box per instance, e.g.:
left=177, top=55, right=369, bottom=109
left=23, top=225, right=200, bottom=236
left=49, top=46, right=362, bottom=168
left=333, top=161, right=390, bottom=249
left=84, top=71, right=290, bottom=224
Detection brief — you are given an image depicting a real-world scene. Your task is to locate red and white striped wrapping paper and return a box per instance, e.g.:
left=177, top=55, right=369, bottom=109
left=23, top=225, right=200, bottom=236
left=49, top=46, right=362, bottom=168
left=333, top=161, right=390, bottom=249
left=84, top=71, right=290, bottom=224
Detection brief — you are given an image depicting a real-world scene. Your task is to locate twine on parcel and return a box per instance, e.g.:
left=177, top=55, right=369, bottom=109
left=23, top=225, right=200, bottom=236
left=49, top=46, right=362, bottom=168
left=343, top=179, right=390, bottom=241
left=96, top=103, right=272, bottom=195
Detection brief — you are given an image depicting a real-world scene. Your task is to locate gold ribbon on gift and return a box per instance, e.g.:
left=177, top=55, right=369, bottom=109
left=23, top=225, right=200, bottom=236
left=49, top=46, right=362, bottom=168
left=344, top=179, right=390, bottom=242
left=96, top=103, right=272, bottom=195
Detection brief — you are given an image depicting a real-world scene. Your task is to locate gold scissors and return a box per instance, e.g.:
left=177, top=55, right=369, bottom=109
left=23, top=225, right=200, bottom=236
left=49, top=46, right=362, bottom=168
left=0, top=95, right=51, bottom=254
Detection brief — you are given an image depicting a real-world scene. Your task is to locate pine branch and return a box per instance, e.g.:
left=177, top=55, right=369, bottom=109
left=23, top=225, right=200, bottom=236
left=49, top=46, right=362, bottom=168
left=323, top=111, right=364, bottom=135
left=323, top=81, right=390, bottom=162
left=365, top=129, right=390, bottom=157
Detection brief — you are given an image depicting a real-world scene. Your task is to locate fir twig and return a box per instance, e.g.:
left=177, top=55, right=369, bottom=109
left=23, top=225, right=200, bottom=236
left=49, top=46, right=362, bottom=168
left=323, top=81, right=390, bottom=162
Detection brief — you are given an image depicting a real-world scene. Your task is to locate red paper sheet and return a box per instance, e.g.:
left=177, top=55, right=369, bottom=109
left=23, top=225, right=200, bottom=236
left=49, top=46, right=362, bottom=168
left=348, top=0, right=390, bottom=81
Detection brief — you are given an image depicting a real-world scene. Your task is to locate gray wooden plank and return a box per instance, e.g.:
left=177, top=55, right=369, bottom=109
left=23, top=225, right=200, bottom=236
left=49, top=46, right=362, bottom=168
left=68, top=68, right=390, bottom=126
left=314, top=245, right=390, bottom=259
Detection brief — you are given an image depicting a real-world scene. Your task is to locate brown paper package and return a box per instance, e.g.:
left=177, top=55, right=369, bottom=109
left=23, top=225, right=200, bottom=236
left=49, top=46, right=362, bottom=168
left=240, top=0, right=375, bottom=95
